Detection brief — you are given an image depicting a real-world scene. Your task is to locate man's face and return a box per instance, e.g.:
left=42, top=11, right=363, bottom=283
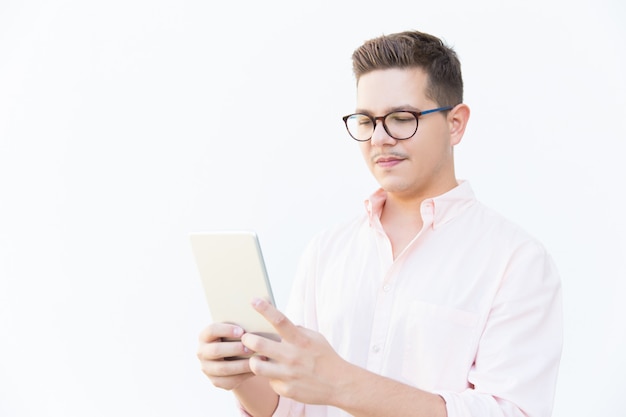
left=356, top=67, right=457, bottom=200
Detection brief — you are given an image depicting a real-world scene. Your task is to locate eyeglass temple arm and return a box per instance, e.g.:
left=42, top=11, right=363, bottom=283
left=419, top=106, right=454, bottom=116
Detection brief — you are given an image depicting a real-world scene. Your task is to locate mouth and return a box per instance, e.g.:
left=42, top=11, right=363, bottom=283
left=374, top=154, right=406, bottom=168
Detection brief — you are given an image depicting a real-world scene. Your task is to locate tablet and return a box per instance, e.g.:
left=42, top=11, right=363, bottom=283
left=189, top=231, right=278, bottom=341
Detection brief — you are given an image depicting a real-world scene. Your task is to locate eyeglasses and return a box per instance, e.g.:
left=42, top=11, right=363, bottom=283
left=342, top=106, right=453, bottom=142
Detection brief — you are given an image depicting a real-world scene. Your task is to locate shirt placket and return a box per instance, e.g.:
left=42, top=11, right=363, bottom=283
left=365, top=199, right=435, bottom=374
left=365, top=268, right=396, bottom=373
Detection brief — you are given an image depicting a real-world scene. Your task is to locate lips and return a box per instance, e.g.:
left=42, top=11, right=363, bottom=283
left=374, top=154, right=405, bottom=168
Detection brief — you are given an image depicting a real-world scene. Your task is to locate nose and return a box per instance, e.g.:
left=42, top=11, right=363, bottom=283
left=370, top=119, right=396, bottom=146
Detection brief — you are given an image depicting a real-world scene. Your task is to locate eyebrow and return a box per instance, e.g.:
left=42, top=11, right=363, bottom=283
left=354, top=104, right=422, bottom=115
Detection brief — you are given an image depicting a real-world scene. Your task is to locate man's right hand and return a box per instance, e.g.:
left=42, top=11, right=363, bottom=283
left=197, top=323, right=255, bottom=391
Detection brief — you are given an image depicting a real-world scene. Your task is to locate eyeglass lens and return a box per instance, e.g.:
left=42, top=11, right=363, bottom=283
left=345, top=111, right=417, bottom=141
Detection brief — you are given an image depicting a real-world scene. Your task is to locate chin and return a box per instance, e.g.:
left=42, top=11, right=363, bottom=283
left=378, top=179, right=413, bottom=194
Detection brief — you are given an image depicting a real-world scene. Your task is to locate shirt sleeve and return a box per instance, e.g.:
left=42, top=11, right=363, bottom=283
left=435, top=239, right=563, bottom=417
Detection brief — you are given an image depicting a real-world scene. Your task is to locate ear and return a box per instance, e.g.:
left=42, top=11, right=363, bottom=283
left=448, top=103, right=470, bottom=146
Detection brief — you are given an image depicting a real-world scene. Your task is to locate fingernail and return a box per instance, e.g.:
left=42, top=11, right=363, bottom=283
left=252, top=297, right=263, bottom=307
left=233, top=327, right=243, bottom=337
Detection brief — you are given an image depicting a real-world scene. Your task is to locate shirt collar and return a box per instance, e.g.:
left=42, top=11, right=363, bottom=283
left=364, top=180, right=477, bottom=230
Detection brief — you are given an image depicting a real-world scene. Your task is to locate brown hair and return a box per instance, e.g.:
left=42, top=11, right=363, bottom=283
left=351, top=30, right=463, bottom=107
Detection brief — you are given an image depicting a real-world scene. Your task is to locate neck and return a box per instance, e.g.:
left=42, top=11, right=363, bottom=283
left=384, top=175, right=459, bottom=214
left=380, top=178, right=459, bottom=258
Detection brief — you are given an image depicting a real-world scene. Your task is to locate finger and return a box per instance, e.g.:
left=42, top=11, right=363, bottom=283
left=201, top=357, right=255, bottom=391
left=201, top=354, right=252, bottom=378
left=240, top=332, right=281, bottom=360
left=251, top=298, right=300, bottom=342
left=197, top=339, right=252, bottom=361
left=248, top=352, right=284, bottom=379
left=198, top=323, right=244, bottom=343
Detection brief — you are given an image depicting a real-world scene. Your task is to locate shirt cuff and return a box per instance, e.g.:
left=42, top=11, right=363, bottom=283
left=271, top=396, right=303, bottom=417
left=433, top=390, right=472, bottom=417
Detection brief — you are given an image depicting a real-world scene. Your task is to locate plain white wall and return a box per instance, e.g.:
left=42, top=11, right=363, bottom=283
left=0, top=0, right=624, bottom=416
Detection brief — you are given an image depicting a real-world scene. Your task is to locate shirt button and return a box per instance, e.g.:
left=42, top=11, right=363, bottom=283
left=372, top=345, right=381, bottom=353
left=383, top=284, right=391, bottom=292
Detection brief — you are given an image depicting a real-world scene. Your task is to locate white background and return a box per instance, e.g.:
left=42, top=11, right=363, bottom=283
left=1, top=0, right=624, bottom=416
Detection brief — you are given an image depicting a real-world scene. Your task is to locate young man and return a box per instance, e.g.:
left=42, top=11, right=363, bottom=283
left=197, top=30, right=563, bottom=417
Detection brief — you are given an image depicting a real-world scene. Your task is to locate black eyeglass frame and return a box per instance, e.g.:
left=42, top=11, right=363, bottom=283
left=342, top=106, right=454, bottom=142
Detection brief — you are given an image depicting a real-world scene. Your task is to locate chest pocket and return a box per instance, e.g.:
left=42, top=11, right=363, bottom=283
left=400, top=301, right=479, bottom=392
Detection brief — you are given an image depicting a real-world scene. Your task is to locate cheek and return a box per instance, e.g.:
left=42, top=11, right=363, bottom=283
left=358, top=143, right=371, bottom=164
left=413, top=127, right=449, bottom=157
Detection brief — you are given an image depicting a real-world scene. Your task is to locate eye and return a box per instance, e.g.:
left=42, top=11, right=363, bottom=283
left=353, top=115, right=372, bottom=126
left=388, top=112, right=415, bottom=123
